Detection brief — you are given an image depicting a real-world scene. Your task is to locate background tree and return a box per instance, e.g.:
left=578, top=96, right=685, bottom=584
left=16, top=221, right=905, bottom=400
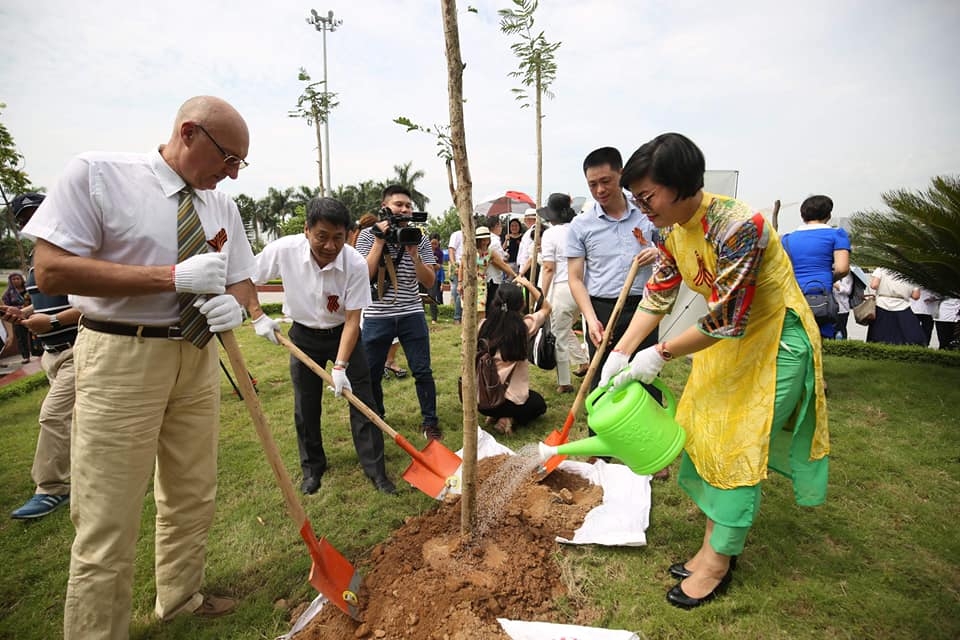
left=498, top=0, right=560, bottom=208
left=391, top=161, right=430, bottom=211
left=289, top=67, right=339, bottom=196
left=0, top=103, right=35, bottom=270
left=331, top=180, right=385, bottom=219
left=440, top=0, right=480, bottom=536
left=394, top=118, right=457, bottom=203
left=426, top=206, right=463, bottom=245
left=850, top=175, right=960, bottom=299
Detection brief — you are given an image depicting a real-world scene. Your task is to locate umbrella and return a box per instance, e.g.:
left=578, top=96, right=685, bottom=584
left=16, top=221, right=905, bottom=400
left=473, top=190, right=535, bottom=217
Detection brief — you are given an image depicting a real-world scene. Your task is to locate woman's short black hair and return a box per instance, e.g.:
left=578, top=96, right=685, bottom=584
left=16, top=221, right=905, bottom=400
left=800, top=195, right=834, bottom=222
left=305, top=197, right=351, bottom=230
left=621, top=133, right=705, bottom=200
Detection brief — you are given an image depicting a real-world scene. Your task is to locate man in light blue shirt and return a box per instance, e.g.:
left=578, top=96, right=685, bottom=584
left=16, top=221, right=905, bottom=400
left=567, top=146, right=660, bottom=399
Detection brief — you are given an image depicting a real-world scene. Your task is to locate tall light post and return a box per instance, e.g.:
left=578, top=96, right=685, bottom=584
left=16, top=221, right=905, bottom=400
left=306, top=9, right=342, bottom=193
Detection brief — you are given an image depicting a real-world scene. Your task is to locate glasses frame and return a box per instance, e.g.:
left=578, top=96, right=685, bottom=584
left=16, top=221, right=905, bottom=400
left=632, top=189, right=657, bottom=211
left=194, top=123, right=249, bottom=170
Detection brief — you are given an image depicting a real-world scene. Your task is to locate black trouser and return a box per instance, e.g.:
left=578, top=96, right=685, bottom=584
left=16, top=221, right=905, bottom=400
left=587, top=295, right=661, bottom=436
left=916, top=313, right=934, bottom=346
left=935, top=320, right=959, bottom=350
left=14, top=324, right=31, bottom=359
left=288, top=322, right=386, bottom=481
left=478, top=390, right=547, bottom=425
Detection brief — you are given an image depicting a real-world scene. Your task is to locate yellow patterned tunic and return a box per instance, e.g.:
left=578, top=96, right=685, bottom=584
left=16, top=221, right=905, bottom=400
left=639, top=192, right=829, bottom=489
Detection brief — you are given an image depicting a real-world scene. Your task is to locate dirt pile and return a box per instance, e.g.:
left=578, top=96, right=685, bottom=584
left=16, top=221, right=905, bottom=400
left=292, top=455, right=603, bottom=639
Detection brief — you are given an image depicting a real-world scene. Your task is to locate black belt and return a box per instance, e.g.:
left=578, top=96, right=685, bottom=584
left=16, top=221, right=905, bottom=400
left=81, top=317, right=183, bottom=339
left=42, top=342, right=74, bottom=353
left=293, top=321, right=343, bottom=335
left=590, top=294, right=644, bottom=306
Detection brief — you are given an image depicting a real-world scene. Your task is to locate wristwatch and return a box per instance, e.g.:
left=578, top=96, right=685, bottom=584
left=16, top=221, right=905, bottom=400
left=49, top=314, right=61, bottom=331
left=656, top=342, right=673, bottom=361
left=334, top=360, right=350, bottom=369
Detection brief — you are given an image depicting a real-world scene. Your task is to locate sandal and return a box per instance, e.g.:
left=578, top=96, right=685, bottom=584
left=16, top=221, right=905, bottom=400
left=384, top=362, right=408, bottom=378
left=484, top=416, right=498, bottom=427
left=493, top=417, right=514, bottom=436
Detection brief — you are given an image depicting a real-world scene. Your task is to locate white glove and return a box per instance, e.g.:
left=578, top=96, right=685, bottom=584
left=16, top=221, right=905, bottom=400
left=195, top=294, right=243, bottom=333
left=598, top=350, right=631, bottom=388
left=331, top=367, right=352, bottom=397
left=611, top=345, right=666, bottom=387
left=174, top=253, right=228, bottom=294
left=252, top=314, right=281, bottom=344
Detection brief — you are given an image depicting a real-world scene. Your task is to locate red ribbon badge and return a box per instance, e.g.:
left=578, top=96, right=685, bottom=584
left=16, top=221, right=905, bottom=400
left=207, top=228, right=228, bottom=252
left=326, top=295, right=340, bottom=313
left=632, top=227, right=650, bottom=246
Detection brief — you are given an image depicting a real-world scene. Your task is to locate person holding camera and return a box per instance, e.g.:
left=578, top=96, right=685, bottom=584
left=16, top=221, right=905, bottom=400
left=355, top=185, right=441, bottom=441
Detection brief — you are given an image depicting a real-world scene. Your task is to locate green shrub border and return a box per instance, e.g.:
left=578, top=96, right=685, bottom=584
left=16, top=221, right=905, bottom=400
left=0, top=372, right=49, bottom=401
left=823, top=338, right=960, bottom=367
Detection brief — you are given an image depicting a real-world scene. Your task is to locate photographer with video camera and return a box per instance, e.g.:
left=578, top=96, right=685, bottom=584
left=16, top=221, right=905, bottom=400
left=356, top=185, right=441, bottom=441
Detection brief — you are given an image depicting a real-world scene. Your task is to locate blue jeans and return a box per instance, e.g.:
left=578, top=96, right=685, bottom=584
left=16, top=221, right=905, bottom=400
left=362, top=312, right=438, bottom=427
left=450, top=272, right=462, bottom=321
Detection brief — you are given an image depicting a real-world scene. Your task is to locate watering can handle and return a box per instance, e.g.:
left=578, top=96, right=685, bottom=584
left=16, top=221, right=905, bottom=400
left=586, top=377, right=677, bottom=416
left=652, top=378, right=677, bottom=417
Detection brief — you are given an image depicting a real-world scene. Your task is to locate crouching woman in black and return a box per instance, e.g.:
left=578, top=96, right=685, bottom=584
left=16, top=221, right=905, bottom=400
left=477, top=277, right=551, bottom=435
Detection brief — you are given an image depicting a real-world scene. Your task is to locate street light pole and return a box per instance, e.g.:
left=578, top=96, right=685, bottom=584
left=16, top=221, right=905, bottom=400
left=306, top=9, right=342, bottom=194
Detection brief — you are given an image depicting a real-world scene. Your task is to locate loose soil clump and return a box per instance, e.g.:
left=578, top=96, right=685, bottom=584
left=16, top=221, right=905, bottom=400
left=292, top=455, right=603, bottom=639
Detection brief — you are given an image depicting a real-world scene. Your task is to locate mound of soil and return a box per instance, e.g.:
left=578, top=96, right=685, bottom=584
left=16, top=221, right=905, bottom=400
left=292, top=455, right=604, bottom=639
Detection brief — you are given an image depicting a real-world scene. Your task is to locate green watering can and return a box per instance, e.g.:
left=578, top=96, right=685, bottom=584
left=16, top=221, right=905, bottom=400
left=538, top=378, right=686, bottom=476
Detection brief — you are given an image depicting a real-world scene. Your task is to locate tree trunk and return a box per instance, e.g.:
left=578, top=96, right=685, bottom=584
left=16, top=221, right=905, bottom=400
left=441, top=0, right=478, bottom=538
left=313, top=107, right=326, bottom=197
left=530, top=68, right=543, bottom=289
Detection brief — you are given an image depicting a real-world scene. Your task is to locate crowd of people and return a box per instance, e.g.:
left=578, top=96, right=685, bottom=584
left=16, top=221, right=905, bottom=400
left=3, top=93, right=957, bottom=637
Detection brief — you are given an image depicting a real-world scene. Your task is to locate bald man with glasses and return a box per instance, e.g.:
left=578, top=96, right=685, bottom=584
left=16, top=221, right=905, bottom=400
left=25, top=95, right=267, bottom=637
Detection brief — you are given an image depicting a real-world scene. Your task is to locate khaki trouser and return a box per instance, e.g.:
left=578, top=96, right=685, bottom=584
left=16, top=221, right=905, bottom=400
left=64, top=326, right=220, bottom=640
left=549, top=281, right=588, bottom=386
left=33, top=347, right=75, bottom=494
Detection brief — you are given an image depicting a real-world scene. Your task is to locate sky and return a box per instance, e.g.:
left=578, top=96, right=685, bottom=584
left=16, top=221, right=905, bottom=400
left=1, top=0, right=958, bottom=231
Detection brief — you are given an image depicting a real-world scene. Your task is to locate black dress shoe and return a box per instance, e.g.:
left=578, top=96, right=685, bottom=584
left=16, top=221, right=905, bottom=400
left=300, top=476, right=322, bottom=495
left=666, top=570, right=733, bottom=610
left=668, top=555, right=737, bottom=580
left=371, top=476, right=397, bottom=495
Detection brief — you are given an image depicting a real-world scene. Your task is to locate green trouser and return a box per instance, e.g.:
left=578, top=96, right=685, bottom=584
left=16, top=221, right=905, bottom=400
left=677, top=310, right=829, bottom=555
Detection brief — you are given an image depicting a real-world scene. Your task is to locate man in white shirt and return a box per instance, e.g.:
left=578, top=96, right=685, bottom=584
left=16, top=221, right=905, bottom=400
left=484, top=215, right=508, bottom=314
left=251, top=198, right=393, bottom=495
left=516, top=208, right=539, bottom=279
left=448, top=228, right=464, bottom=324
left=25, top=95, right=260, bottom=635
left=539, top=193, right=589, bottom=392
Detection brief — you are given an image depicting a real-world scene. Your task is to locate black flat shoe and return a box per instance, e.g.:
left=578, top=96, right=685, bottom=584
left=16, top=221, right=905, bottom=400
left=666, top=570, right=732, bottom=610
left=300, top=476, right=322, bottom=495
left=668, top=555, right=737, bottom=580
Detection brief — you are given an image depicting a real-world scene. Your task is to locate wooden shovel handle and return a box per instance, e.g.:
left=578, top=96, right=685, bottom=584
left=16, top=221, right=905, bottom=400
left=568, top=256, right=645, bottom=421
left=219, top=331, right=307, bottom=528
left=275, top=332, right=401, bottom=440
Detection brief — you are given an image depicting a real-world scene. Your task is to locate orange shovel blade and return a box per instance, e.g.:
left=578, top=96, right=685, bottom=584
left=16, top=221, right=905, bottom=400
left=400, top=438, right=463, bottom=499
left=301, top=522, right=362, bottom=620
left=536, top=413, right=575, bottom=478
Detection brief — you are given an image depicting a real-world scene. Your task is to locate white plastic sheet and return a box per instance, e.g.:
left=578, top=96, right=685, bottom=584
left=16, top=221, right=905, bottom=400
left=498, top=618, right=641, bottom=640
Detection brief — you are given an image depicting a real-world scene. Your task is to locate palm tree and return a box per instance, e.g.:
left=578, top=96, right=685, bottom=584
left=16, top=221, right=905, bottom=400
left=850, top=175, right=960, bottom=299
left=390, top=161, right=430, bottom=211
left=331, top=180, right=384, bottom=220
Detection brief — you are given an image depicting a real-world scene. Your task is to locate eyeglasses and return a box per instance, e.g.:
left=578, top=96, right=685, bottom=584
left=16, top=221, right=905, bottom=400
left=194, top=123, right=249, bottom=169
left=632, top=189, right=657, bottom=211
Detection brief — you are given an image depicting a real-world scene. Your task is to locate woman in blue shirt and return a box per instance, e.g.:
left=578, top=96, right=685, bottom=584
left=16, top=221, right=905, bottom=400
left=781, top=195, right=851, bottom=338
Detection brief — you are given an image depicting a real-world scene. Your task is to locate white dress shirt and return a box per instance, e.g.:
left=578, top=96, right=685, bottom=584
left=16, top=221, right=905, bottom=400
left=22, top=150, right=256, bottom=324
left=253, top=234, right=371, bottom=329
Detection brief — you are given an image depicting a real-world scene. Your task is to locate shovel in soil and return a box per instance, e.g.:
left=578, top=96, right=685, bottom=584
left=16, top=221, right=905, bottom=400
left=537, top=256, right=644, bottom=478
left=275, top=332, right=463, bottom=500
left=219, top=331, right=361, bottom=620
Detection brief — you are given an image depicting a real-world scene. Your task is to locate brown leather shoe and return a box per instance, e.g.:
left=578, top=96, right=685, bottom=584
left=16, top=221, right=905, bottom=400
left=557, top=384, right=575, bottom=394
left=194, top=594, right=237, bottom=618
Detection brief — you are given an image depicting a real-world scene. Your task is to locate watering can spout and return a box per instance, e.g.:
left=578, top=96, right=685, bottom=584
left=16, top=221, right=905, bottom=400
left=538, top=441, right=558, bottom=463
left=555, top=435, right=615, bottom=460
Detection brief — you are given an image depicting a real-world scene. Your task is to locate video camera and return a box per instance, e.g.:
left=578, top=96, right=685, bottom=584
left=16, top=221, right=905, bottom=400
left=372, top=207, right=429, bottom=246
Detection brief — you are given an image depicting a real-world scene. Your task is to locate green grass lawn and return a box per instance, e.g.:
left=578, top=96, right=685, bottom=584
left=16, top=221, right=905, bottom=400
left=1, top=315, right=958, bottom=639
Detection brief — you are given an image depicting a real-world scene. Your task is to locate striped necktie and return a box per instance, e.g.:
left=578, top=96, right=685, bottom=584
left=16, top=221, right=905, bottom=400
left=177, top=188, right=215, bottom=348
